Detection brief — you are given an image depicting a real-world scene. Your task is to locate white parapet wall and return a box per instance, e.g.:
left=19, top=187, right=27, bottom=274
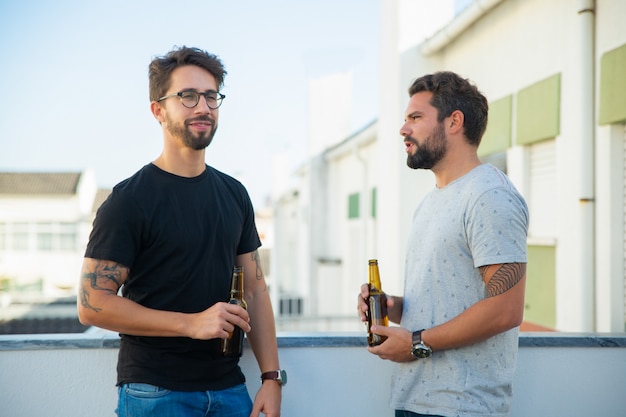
left=0, top=333, right=625, bottom=416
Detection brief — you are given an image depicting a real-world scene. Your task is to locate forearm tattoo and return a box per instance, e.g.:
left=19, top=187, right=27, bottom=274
left=480, top=263, right=525, bottom=297
left=79, top=261, right=127, bottom=312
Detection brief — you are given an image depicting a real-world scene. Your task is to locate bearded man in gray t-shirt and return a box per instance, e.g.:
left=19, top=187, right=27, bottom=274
left=358, top=71, right=529, bottom=417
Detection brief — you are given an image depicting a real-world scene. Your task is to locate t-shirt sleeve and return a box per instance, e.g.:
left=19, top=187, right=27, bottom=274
left=84, top=189, right=143, bottom=268
left=468, top=187, right=529, bottom=268
left=236, top=186, right=262, bottom=255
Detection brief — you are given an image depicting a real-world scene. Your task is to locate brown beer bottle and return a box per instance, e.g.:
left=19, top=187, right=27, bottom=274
left=221, top=266, right=247, bottom=357
left=366, top=259, right=389, bottom=346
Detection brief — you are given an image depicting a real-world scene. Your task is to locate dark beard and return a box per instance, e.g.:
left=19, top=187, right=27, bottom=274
left=167, top=116, right=217, bottom=150
left=406, top=122, right=447, bottom=170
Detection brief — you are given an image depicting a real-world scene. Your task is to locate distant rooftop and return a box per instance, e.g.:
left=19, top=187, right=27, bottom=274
left=0, top=172, right=81, bottom=195
left=92, top=188, right=111, bottom=212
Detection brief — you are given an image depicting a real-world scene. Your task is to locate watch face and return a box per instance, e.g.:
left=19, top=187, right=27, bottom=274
left=279, top=369, right=287, bottom=386
left=412, top=344, right=432, bottom=359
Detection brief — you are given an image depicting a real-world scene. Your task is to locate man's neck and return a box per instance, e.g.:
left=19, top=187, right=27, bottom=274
left=153, top=148, right=206, bottom=178
left=432, top=150, right=482, bottom=189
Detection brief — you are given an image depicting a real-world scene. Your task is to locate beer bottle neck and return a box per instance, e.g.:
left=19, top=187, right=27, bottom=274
left=230, top=266, right=244, bottom=299
left=368, top=267, right=382, bottom=292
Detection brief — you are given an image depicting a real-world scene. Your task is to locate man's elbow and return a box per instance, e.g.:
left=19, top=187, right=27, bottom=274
left=77, top=306, right=92, bottom=326
left=77, top=303, right=100, bottom=327
left=499, top=307, right=524, bottom=332
left=509, top=311, right=524, bottom=330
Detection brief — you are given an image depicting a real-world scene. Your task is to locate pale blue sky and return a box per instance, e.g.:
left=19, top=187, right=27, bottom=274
left=0, top=0, right=379, bottom=206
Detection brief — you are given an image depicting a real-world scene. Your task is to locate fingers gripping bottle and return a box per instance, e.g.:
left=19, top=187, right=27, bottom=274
left=366, top=259, right=389, bottom=346
left=221, top=266, right=247, bottom=357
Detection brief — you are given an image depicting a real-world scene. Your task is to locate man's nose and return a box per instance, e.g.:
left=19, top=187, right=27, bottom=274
left=399, top=123, right=410, bottom=137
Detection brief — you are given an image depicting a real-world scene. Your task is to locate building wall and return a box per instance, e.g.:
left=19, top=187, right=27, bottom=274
left=323, top=124, right=378, bottom=319
left=386, top=0, right=626, bottom=331
left=372, top=0, right=626, bottom=331
left=0, top=171, right=98, bottom=295
left=273, top=123, right=380, bottom=331
left=272, top=0, right=626, bottom=332
left=594, top=0, right=626, bottom=332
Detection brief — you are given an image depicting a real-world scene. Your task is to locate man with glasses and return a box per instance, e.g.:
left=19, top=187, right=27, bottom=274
left=78, top=46, right=283, bottom=417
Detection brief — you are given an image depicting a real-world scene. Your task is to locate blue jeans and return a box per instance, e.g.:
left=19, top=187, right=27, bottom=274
left=395, top=411, right=445, bottom=417
left=117, top=382, right=253, bottom=417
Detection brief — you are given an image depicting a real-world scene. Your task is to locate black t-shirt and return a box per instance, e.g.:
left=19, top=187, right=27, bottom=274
left=85, top=163, right=261, bottom=391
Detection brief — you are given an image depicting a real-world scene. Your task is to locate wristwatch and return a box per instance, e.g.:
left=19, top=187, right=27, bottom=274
left=261, top=369, right=287, bottom=386
left=411, top=329, right=432, bottom=359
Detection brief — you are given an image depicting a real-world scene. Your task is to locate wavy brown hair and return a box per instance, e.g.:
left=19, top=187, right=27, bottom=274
left=148, top=46, right=227, bottom=102
left=408, top=71, right=488, bottom=147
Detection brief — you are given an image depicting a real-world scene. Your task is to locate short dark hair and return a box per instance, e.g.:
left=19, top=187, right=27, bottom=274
left=148, top=46, right=227, bottom=102
left=408, top=71, right=488, bottom=146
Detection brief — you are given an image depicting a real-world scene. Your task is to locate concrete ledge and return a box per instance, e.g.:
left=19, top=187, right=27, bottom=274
left=2, top=331, right=626, bottom=351
left=1, top=331, right=625, bottom=417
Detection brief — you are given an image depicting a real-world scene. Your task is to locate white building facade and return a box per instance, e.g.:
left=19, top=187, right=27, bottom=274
left=0, top=171, right=100, bottom=297
left=273, top=0, right=626, bottom=332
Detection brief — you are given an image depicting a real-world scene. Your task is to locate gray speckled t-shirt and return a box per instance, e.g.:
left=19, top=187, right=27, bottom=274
left=390, top=163, right=529, bottom=417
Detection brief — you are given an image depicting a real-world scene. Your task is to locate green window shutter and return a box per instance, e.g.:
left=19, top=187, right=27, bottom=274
left=525, top=244, right=556, bottom=329
left=599, top=43, right=626, bottom=125
left=371, top=187, right=377, bottom=218
left=516, top=74, right=561, bottom=145
left=479, top=95, right=512, bottom=157
left=348, top=193, right=360, bottom=219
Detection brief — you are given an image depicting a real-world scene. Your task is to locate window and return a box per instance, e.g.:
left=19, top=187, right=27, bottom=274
left=58, top=223, right=77, bottom=251
left=371, top=187, right=377, bottom=218
left=280, top=297, right=303, bottom=316
left=59, top=233, right=76, bottom=251
left=37, top=233, right=54, bottom=250
left=35, top=223, right=78, bottom=251
left=11, top=223, right=29, bottom=251
left=528, top=140, right=557, bottom=239
left=348, top=193, right=360, bottom=219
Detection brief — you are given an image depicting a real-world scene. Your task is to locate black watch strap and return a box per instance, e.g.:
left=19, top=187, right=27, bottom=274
left=412, top=329, right=425, bottom=345
left=411, top=329, right=432, bottom=359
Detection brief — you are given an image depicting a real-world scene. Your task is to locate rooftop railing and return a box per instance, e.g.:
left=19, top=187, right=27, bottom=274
left=1, top=332, right=626, bottom=416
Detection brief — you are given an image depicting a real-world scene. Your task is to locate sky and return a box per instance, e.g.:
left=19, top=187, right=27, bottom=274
left=0, top=0, right=380, bottom=207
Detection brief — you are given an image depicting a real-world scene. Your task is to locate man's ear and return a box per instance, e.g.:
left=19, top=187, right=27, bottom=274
left=150, top=101, right=165, bottom=125
left=447, top=110, right=464, bottom=134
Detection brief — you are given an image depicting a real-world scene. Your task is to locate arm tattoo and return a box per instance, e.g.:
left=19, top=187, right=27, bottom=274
left=250, top=250, right=268, bottom=292
left=480, top=263, right=525, bottom=297
left=251, top=250, right=263, bottom=280
left=79, top=261, right=127, bottom=313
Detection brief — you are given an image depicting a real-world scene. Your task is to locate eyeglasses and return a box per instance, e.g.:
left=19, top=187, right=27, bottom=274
left=157, top=90, right=225, bottom=109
